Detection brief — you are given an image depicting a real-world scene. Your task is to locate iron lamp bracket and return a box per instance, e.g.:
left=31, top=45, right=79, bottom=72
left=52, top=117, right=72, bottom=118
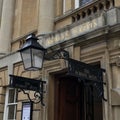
left=9, top=75, right=46, bottom=105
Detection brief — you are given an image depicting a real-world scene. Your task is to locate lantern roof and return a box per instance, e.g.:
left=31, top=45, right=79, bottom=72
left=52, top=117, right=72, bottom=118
left=19, top=34, right=46, bottom=52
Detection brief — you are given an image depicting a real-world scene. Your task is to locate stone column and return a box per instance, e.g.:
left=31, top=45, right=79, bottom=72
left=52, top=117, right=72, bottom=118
left=38, top=0, right=55, bottom=34
left=0, top=0, right=15, bottom=55
left=0, top=0, right=3, bottom=19
left=114, top=0, right=120, bottom=7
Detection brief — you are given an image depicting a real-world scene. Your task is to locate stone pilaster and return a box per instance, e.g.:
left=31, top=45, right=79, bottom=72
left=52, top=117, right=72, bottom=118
left=38, top=0, right=55, bottom=34
left=0, top=0, right=15, bottom=55
left=0, top=0, right=3, bottom=20
left=114, top=0, right=120, bottom=7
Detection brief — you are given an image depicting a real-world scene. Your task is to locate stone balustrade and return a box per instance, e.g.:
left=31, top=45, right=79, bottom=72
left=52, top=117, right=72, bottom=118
left=71, top=0, right=114, bottom=23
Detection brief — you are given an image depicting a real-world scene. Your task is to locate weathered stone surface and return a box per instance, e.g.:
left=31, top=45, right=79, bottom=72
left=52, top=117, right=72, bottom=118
left=107, top=8, right=120, bottom=25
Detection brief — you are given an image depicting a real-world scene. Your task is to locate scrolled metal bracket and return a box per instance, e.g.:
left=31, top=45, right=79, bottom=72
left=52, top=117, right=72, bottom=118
left=9, top=75, right=46, bottom=105
left=93, top=81, right=107, bottom=101
left=17, top=87, right=46, bottom=105
left=44, top=49, right=69, bottom=60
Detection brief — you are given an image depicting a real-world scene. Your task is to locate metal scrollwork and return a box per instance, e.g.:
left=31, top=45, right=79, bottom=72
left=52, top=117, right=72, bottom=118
left=45, top=49, right=69, bottom=60
left=93, top=82, right=107, bottom=101
left=10, top=75, right=46, bottom=105
left=18, top=88, right=45, bottom=105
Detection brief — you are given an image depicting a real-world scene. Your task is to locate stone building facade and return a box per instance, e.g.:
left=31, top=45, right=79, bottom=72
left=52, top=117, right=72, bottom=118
left=0, top=0, right=120, bottom=120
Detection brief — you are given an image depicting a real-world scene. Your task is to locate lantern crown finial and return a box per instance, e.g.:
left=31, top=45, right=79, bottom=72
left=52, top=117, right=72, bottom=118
left=26, top=33, right=37, bottom=40
left=19, top=33, right=46, bottom=52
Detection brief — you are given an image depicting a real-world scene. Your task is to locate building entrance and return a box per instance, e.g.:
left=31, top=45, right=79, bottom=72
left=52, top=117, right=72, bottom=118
left=55, top=77, right=103, bottom=120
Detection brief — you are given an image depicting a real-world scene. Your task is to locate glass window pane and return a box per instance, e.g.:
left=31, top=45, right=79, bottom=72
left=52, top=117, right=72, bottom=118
left=21, top=48, right=32, bottom=69
left=8, top=105, right=16, bottom=119
left=81, top=0, right=92, bottom=5
left=8, top=89, right=15, bottom=103
left=0, top=113, right=3, bottom=120
left=75, top=0, right=79, bottom=9
left=4, top=88, right=17, bottom=120
left=32, top=48, right=44, bottom=69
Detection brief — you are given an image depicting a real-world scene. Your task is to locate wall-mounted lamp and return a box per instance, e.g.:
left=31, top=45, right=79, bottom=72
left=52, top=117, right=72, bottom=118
left=18, top=34, right=46, bottom=71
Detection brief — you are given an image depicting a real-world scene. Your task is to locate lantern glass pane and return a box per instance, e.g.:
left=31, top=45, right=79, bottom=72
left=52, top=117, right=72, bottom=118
left=20, top=48, right=32, bottom=70
left=31, top=48, right=44, bottom=69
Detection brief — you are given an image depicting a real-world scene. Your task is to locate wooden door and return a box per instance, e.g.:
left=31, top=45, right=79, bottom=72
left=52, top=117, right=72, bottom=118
left=55, top=78, right=84, bottom=120
left=54, top=78, right=103, bottom=120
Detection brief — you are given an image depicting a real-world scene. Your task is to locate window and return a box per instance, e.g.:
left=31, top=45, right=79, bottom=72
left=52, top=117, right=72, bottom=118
left=62, top=0, right=73, bottom=14
left=61, top=0, right=93, bottom=15
left=75, top=0, right=80, bottom=9
left=81, top=0, right=92, bottom=5
left=75, top=0, right=93, bottom=9
left=3, top=88, right=17, bottom=120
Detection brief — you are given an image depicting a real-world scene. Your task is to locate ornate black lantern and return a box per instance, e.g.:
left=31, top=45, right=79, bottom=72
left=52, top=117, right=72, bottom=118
left=19, top=34, right=46, bottom=70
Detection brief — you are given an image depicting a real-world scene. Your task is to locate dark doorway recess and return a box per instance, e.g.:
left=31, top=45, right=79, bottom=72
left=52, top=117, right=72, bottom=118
left=54, top=76, right=103, bottom=120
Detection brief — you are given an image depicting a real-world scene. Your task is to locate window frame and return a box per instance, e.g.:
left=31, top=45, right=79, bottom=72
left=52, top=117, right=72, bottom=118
left=62, top=0, right=75, bottom=14
left=75, top=0, right=93, bottom=9
left=3, top=88, right=17, bottom=120
left=75, top=0, right=80, bottom=9
left=63, top=0, right=66, bottom=14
